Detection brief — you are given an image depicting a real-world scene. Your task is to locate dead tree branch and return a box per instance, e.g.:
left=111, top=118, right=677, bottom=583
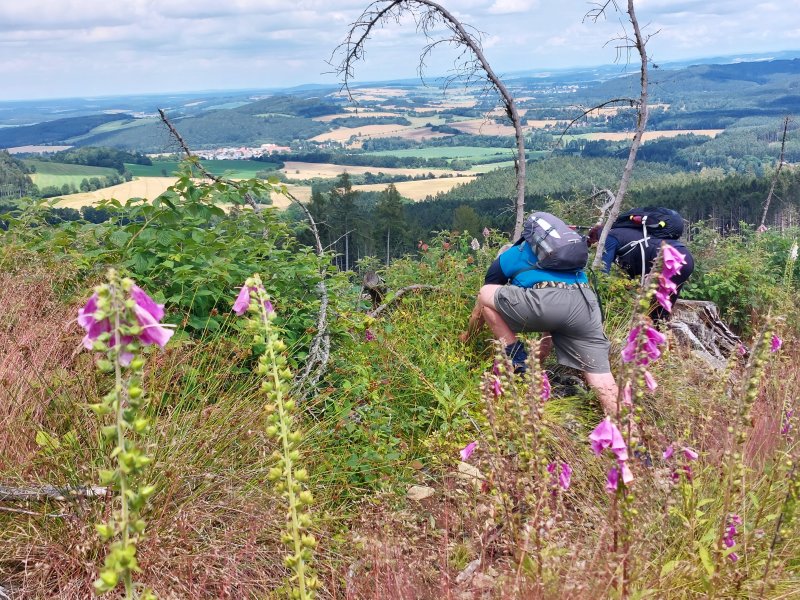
left=0, top=484, right=107, bottom=503
left=759, top=116, right=792, bottom=230
left=157, top=109, right=262, bottom=211
left=331, top=0, right=528, bottom=239
left=367, top=285, right=443, bottom=318
left=590, top=0, right=651, bottom=269
left=157, top=110, right=332, bottom=397
left=558, top=98, right=638, bottom=145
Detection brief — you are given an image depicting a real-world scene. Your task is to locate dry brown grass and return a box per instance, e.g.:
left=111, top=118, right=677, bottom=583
left=0, top=251, right=91, bottom=470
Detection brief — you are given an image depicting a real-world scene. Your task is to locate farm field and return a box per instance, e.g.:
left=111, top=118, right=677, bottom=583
left=352, top=175, right=476, bottom=199
left=365, top=145, right=517, bottom=161
left=24, top=159, right=118, bottom=187
left=578, top=129, right=725, bottom=142
left=280, top=161, right=458, bottom=179
left=125, top=159, right=281, bottom=178
left=52, top=173, right=474, bottom=208
left=310, top=123, right=451, bottom=143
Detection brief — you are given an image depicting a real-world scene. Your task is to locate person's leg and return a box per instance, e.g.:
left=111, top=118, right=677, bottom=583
left=477, top=285, right=517, bottom=346
left=583, top=371, right=618, bottom=416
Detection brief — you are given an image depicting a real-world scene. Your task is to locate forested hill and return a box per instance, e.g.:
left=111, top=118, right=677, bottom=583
left=433, top=156, right=683, bottom=202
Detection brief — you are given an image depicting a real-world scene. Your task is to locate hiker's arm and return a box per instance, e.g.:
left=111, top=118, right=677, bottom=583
left=460, top=299, right=485, bottom=343
left=460, top=259, right=507, bottom=343
left=601, top=236, right=618, bottom=274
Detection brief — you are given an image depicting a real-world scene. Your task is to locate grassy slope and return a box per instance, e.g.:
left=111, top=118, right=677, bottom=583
left=23, top=159, right=118, bottom=187
left=1, top=232, right=799, bottom=598
left=126, top=159, right=281, bottom=178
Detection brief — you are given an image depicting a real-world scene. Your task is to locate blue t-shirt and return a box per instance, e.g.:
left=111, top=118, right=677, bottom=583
left=485, top=241, right=588, bottom=287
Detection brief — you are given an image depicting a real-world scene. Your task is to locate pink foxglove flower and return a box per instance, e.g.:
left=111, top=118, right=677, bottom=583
left=737, top=343, right=747, bottom=356
left=482, top=227, right=490, bottom=239
left=622, top=381, right=632, bottom=407
left=460, top=441, right=477, bottom=461
left=233, top=285, right=251, bottom=315
left=492, top=376, right=502, bottom=397
left=662, top=444, right=674, bottom=460
left=654, top=275, right=678, bottom=313
left=661, top=244, right=687, bottom=279
left=620, top=461, right=634, bottom=485
left=589, top=417, right=628, bottom=462
left=723, top=514, right=742, bottom=561
left=782, top=409, right=794, bottom=436
left=233, top=283, right=274, bottom=316
left=365, top=329, right=376, bottom=342
left=621, top=325, right=666, bottom=365
left=644, top=370, right=657, bottom=391
left=682, top=447, right=699, bottom=461
left=606, top=465, right=620, bottom=493
left=541, top=372, right=551, bottom=401
left=79, top=285, right=173, bottom=358
left=559, top=463, right=572, bottom=490
left=771, top=334, right=782, bottom=353
left=78, top=292, right=111, bottom=350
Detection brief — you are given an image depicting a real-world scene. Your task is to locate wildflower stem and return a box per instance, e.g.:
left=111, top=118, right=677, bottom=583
left=111, top=281, right=134, bottom=600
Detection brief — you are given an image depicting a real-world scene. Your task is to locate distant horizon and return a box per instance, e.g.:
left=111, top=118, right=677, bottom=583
left=4, top=48, right=800, bottom=105
left=4, top=1, right=800, bottom=102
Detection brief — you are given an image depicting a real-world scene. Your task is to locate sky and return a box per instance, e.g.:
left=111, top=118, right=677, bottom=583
left=2, top=0, right=799, bottom=101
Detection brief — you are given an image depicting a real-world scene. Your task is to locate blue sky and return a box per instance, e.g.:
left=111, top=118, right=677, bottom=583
left=2, top=0, right=798, bottom=100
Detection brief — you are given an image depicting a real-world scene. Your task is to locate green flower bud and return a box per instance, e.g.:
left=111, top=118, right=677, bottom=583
left=128, top=386, right=143, bottom=399
left=298, top=491, right=313, bottom=505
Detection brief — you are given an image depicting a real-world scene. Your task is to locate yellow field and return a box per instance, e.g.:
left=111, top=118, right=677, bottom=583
left=51, top=174, right=472, bottom=209
left=55, top=177, right=294, bottom=210
left=581, top=129, right=724, bottom=142
left=281, top=161, right=456, bottom=179
left=311, top=124, right=414, bottom=142
left=353, top=176, right=476, bottom=200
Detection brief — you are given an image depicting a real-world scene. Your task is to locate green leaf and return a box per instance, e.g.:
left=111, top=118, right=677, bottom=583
left=35, top=430, right=60, bottom=449
left=109, top=229, right=131, bottom=248
left=698, top=545, right=715, bottom=577
left=660, top=560, right=678, bottom=577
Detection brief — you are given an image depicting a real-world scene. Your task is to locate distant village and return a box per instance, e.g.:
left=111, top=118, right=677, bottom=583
left=191, top=143, right=291, bottom=160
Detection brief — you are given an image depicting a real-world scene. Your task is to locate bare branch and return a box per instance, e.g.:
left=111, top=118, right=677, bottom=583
left=367, top=285, right=443, bottom=318
left=331, top=0, right=527, bottom=239
left=0, top=484, right=107, bottom=503
left=157, top=109, right=262, bottom=212
left=759, top=116, right=792, bottom=230
left=591, top=0, right=652, bottom=269
left=557, top=98, right=639, bottom=144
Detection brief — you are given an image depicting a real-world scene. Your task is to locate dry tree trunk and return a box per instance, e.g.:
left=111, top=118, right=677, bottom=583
left=759, top=115, right=791, bottom=230
left=589, top=0, right=652, bottom=269
left=332, top=0, right=527, bottom=238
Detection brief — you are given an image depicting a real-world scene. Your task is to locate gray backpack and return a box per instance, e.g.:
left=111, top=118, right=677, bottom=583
left=516, top=212, right=588, bottom=271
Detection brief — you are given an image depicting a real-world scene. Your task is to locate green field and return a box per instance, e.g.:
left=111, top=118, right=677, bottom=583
left=365, top=146, right=516, bottom=161
left=24, top=159, right=118, bottom=187
left=125, top=159, right=282, bottom=179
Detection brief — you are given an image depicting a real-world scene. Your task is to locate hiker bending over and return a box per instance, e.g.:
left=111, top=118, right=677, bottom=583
left=589, top=206, right=694, bottom=320
left=459, top=212, right=618, bottom=416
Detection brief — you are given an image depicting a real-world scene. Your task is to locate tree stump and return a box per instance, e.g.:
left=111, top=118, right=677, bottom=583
left=669, top=300, right=744, bottom=369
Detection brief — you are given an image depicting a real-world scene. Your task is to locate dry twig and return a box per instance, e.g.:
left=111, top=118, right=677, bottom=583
left=331, top=0, right=527, bottom=238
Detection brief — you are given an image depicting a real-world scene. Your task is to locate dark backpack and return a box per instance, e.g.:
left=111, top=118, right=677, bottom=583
left=516, top=212, right=588, bottom=271
left=612, top=206, right=684, bottom=240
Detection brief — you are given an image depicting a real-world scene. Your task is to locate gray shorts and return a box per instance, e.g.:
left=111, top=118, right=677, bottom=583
left=494, top=286, right=611, bottom=374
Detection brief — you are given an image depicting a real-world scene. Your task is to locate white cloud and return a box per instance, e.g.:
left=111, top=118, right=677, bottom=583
left=0, top=0, right=799, bottom=100
left=487, top=0, right=538, bottom=15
